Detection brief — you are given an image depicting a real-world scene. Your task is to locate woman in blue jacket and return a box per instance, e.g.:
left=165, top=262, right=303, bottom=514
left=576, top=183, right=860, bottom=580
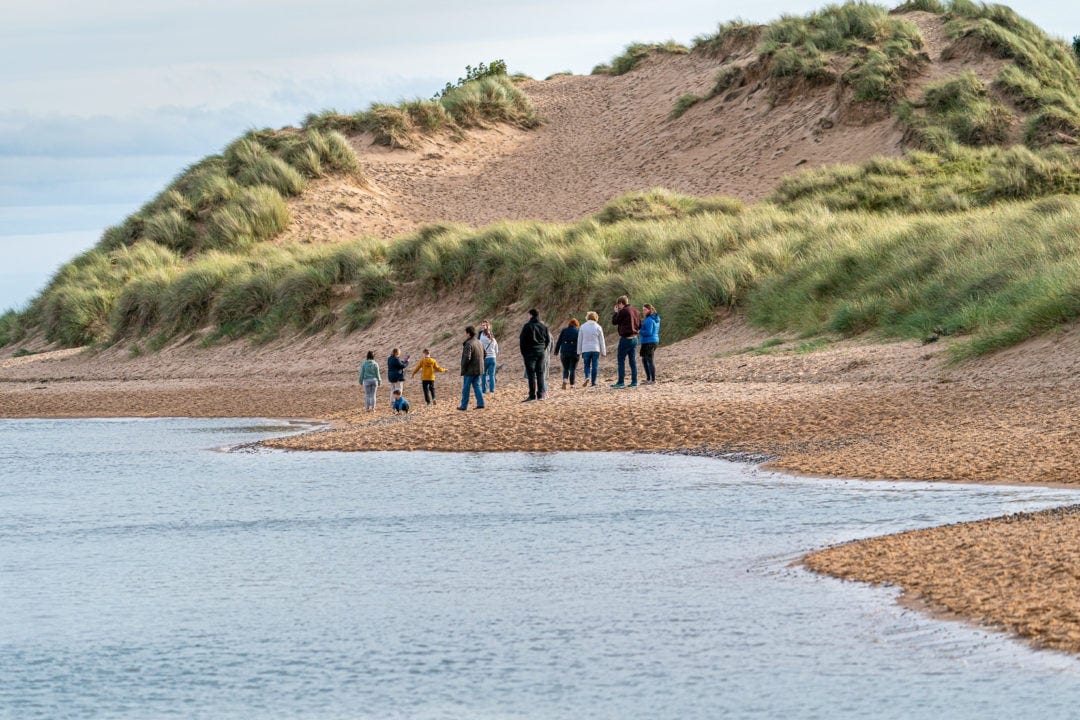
left=639, top=304, right=660, bottom=384
left=387, top=348, right=409, bottom=395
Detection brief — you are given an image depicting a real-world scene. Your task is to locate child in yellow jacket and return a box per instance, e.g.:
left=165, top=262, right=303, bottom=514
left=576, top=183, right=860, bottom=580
left=410, top=348, right=447, bottom=405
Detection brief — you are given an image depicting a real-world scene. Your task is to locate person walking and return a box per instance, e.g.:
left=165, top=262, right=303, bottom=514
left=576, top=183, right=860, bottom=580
left=639, top=303, right=661, bottom=384
left=610, top=294, right=641, bottom=389
left=479, top=320, right=499, bottom=395
left=411, top=348, right=447, bottom=405
left=578, top=311, right=607, bottom=387
left=359, top=350, right=381, bottom=412
left=554, top=318, right=581, bottom=390
left=519, top=308, right=551, bottom=402
left=387, top=348, right=409, bottom=395
left=459, top=326, right=486, bottom=411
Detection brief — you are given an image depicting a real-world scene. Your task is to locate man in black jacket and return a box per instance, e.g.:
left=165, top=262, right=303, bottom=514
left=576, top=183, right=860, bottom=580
left=518, top=308, right=552, bottom=402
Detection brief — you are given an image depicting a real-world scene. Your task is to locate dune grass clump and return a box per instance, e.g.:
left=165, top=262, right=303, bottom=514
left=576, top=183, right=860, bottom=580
left=593, top=41, right=689, bottom=76
left=595, top=189, right=744, bottom=224
left=938, top=1, right=1080, bottom=147
left=757, top=2, right=925, bottom=98
left=303, top=71, right=540, bottom=150
left=693, top=19, right=761, bottom=56
left=770, top=145, right=1080, bottom=212
left=901, top=71, right=1015, bottom=149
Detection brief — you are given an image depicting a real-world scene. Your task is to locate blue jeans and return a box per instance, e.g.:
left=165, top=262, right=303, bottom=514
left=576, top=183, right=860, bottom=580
left=482, top=356, right=497, bottom=393
left=460, top=375, right=484, bottom=409
left=581, top=351, right=600, bottom=385
left=616, top=337, right=638, bottom=385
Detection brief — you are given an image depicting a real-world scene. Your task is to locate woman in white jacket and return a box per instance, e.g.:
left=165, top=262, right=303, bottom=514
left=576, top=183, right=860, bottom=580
left=577, top=311, right=607, bottom=387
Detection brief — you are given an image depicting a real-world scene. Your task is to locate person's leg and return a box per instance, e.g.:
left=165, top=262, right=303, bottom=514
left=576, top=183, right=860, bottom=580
left=640, top=343, right=655, bottom=382
left=628, top=338, right=639, bottom=386
left=524, top=356, right=538, bottom=399
left=538, top=356, right=548, bottom=398
left=459, top=376, right=470, bottom=410
left=430, top=381, right=437, bottom=405
left=422, top=380, right=433, bottom=404
left=483, top=357, right=495, bottom=393
left=569, top=355, right=578, bottom=386
left=615, top=338, right=629, bottom=385
left=473, top=375, right=485, bottom=408
left=585, top=352, right=597, bottom=385
left=365, top=380, right=377, bottom=410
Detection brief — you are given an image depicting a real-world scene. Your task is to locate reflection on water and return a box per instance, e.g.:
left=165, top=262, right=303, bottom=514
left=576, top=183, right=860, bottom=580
left=2, top=417, right=1079, bottom=719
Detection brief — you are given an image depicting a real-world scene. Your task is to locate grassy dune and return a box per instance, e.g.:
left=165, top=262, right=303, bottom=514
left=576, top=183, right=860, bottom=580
left=5, top=174, right=1080, bottom=360
left=4, top=3, right=1080, bottom=360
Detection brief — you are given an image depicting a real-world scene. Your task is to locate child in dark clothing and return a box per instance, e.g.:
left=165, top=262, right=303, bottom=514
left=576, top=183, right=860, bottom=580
left=391, top=390, right=410, bottom=414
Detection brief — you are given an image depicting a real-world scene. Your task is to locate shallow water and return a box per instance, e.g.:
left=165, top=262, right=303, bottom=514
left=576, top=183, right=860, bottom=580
left=2, top=418, right=1080, bottom=719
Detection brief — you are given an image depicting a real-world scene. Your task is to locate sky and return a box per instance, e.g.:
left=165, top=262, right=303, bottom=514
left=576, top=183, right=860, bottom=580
left=1, top=0, right=1077, bottom=310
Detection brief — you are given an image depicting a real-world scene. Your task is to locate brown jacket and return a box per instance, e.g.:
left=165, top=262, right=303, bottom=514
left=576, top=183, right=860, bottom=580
left=611, top=304, right=642, bottom=338
left=461, top=336, right=484, bottom=376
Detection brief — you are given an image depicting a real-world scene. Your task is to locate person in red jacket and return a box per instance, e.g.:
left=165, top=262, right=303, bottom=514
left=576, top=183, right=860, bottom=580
left=610, top=295, right=641, bottom=388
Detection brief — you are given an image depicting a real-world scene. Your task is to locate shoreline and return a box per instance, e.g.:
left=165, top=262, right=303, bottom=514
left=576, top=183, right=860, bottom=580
left=3, top=322, right=1079, bottom=654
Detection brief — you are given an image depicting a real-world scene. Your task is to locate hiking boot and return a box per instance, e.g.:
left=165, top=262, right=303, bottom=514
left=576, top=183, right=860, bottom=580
left=628, top=382, right=638, bottom=388
left=562, top=381, right=568, bottom=390
left=610, top=382, right=625, bottom=389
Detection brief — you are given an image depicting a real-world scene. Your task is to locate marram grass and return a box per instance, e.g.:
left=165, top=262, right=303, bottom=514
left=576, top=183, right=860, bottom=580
left=13, top=176, right=1080, bottom=363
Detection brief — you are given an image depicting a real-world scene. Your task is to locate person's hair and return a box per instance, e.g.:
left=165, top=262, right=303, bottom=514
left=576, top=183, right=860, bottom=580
left=366, top=350, right=375, bottom=360
left=643, top=303, right=655, bottom=312
left=391, top=348, right=400, bottom=355
left=423, top=348, right=430, bottom=354
left=392, top=389, right=401, bottom=396
left=528, top=308, right=539, bottom=318
left=616, top=295, right=629, bottom=305
left=586, top=311, right=598, bottom=322
left=568, top=318, right=579, bottom=327
left=465, top=325, right=476, bottom=337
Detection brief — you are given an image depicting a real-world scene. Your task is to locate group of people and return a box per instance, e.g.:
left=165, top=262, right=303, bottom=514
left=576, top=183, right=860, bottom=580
left=357, top=295, right=660, bottom=412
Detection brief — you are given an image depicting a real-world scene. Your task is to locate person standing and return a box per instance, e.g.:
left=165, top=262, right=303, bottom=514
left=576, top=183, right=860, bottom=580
left=411, top=348, right=447, bottom=405
left=554, top=318, right=581, bottom=390
left=359, top=350, right=381, bottom=412
left=479, top=320, right=499, bottom=395
left=610, top=295, right=641, bottom=389
left=639, top=303, right=661, bottom=384
left=578, top=311, right=607, bottom=387
left=459, top=326, right=486, bottom=411
left=387, top=348, right=409, bottom=395
left=519, top=308, right=551, bottom=402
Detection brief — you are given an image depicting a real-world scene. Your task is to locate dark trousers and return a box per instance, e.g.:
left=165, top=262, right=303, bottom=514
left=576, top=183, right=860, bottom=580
left=560, top=353, right=579, bottom=384
left=422, top=380, right=436, bottom=404
left=616, top=337, right=639, bottom=385
left=523, top=352, right=546, bottom=399
left=640, top=342, right=657, bottom=382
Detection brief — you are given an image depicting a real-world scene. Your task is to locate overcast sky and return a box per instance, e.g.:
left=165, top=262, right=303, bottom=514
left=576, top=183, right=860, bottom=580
left=1, top=0, right=1077, bottom=309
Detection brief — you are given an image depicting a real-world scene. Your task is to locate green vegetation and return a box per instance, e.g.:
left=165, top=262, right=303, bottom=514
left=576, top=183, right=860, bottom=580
left=435, top=60, right=509, bottom=97
left=938, top=1, right=1080, bottom=146
left=691, top=2, right=927, bottom=101
left=692, top=20, right=761, bottom=56
left=8, top=169, right=1080, bottom=361
left=670, top=93, right=702, bottom=119
left=900, top=71, right=1015, bottom=149
left=305, top=73, right=539, bottom=149
left=592, top=41, right=689, bottom=76
left=1074, top=36, right=1080, bottom=62
left=771, top=144, right=1080, bottom=212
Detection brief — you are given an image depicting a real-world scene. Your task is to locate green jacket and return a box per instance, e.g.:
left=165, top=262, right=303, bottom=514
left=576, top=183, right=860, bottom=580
left=359, top=359, right=381, bottom=384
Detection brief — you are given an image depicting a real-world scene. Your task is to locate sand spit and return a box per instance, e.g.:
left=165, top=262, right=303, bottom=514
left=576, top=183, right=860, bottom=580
left=805, top=506, right=1080, bottom=654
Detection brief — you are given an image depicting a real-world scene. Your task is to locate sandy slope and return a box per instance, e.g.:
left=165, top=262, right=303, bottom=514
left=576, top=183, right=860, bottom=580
left=281, top=13, right=1011, bottom=244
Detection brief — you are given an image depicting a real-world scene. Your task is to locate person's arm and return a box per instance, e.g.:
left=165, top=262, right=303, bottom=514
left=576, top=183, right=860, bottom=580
left=553, top=330, right=563, bottom=356
left=375, top=364, right=382, bottom=385
left=411, top=362, right=420, bottom=377
left=599, top=326, right=607, bottom=356
left=436, top=361, right=446, bottom=373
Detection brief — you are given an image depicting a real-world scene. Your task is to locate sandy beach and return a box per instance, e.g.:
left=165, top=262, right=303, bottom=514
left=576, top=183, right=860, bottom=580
left=3, top=314, right=1080, bottom=651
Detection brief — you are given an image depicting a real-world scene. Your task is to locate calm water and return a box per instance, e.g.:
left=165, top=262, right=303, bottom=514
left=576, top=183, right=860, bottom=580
left=2, top=418, right=1080, bottom=719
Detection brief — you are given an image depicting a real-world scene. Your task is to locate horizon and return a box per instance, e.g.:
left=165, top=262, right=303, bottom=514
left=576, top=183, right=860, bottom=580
left=2, top=0, right=1078, bottom=310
